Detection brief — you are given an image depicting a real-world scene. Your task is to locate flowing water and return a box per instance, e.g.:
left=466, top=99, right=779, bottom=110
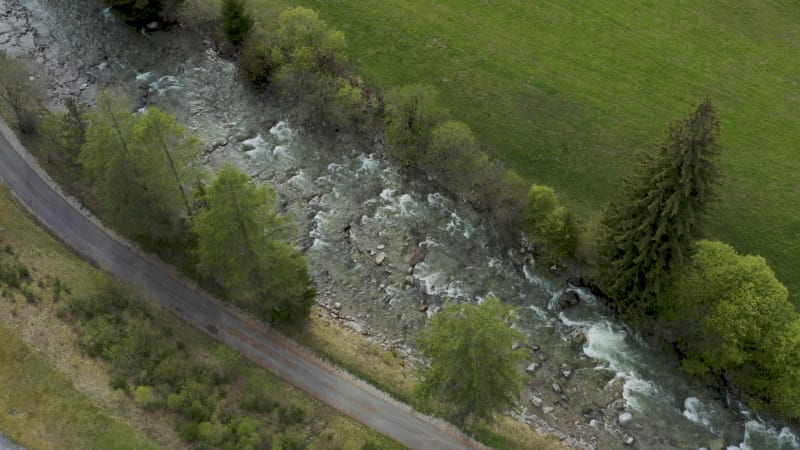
left=2, top=1, right=799, bottom=448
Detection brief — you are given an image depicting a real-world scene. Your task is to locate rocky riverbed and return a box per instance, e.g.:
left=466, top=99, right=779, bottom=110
left=2, top=1, right=800, bottom=449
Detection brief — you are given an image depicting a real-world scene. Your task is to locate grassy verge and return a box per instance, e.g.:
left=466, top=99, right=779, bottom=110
left=0, top=184, right=401, bottom=449
left=192, top=0, right=800, bottom=302
left=0, top=324, right=157, bottom=450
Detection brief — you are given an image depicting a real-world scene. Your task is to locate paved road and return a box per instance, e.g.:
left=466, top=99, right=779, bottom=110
left=0, top=122, right=486, bottom=450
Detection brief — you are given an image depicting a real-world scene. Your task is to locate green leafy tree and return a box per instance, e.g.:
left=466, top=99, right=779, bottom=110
left=522, top=185, right=578, bottom=264
left=192, top=165, right=315, bottom=321
left=222, top=0, right=254, bottom=45
left=384, top=84, right=446, bottom=166
left=272, top=6, right=345, bottom=72
left=423, top=120, right=489, bottom=195
left=38, top=97, right=88, bottom=166
left=79, top=92, right=202, bottom=244
left=240, top=35, right=275, bottom=85
left=416, top=297, right=524, bottom=427
left=597, top=98, right=722, bottom=317
left=0, top=52, right=45, bottom=134
left=662, top=240, right=800, bottom=418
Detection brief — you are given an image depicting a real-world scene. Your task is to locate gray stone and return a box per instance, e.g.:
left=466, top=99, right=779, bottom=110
left=558, top=291, right=580, bottom=309
left=334, top=302, right=342, bottom=310
left=562, top=369, right=573, bottom=380
left=402, top=242, right=429, bottom=265
left=542, top=406, right=555, bottom=414
left=618, top=411, right=634, bottom=427
left=418, top=304, right=429, bottom=313
left=623, top=435, right=635, bottom=446
left=552, top=383, right=563, bottom=394
left=512, top=341, right=521, bottom=351
left=377, top=244, right=385, bottom=250
left=375, top=252, right=386, bottom=265
left=145, top=21, right=160, bottom=31
left=344, top=321, right=364, bottom=334
left=526, top=363, right=539, bottom=374
left=529, top=395, right=543, bottom=408
left=572, top=332, right=587, bottom=346
left=708, top=437, right=725, bottom=450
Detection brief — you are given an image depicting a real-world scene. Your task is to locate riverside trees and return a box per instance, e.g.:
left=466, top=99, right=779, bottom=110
left=193, top=165, right=315, bottom=322
left=416, top=297, right=525, bottom=427
left=0, top=52, right=45, bottom=134
left=597, top=98, right=722, bottom=317
left=79, top=92, right=201, bottom=245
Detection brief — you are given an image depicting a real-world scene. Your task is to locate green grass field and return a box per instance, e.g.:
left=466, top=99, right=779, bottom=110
left=205, top=0, right=800, bottom=301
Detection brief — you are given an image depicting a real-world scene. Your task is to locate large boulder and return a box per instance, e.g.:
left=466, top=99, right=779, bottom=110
left=402, top=242, right=429, bottom=266
left=618, top=411, right=634, bottom=427
left=558, top=291, right=580, bottom=309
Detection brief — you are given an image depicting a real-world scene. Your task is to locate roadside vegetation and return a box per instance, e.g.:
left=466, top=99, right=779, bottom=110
left=0, top=185, right=401, bottom=449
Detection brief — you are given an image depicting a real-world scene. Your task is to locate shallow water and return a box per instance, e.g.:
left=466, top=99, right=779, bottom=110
left=2, top=1, right=798, bottom=448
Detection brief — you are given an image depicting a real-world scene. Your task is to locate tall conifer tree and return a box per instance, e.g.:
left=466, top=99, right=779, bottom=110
left=598, top=98, right=721, bottom=317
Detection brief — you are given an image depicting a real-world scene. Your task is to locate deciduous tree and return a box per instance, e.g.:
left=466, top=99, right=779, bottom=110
left=192, top=165, right=314, bottom=321
left=416, top=297, right=524, bottom=427
left=384, top=84, right=445, bottom=166
left=522, top=184, right=578, bottom=264
left=598, top=98, right=721, bottom=317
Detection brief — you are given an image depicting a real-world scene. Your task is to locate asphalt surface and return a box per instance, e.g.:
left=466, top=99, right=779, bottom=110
left=0, top=121, right=486, bottom=450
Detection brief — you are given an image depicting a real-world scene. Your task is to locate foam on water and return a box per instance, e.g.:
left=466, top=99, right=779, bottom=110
left=135, top=71, right=152, bottom=81
left=356, top=153, right=380, bottom=174
left=737, top=420, right=800, bottom=450
left=151, top=75, right=181, bottom=95
left=683, top=397, right=720, bottom=435
left=269, top=121, right=294, bottom=142
left=242, top=134, right=270, bottom=159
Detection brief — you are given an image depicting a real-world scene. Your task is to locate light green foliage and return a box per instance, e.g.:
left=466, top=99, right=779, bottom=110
left=0, top=52, right=45, bottom=134
left=79, top=92, right=202, bottom=244
left=229, top=416, right=262, bottom=450
left=416, top=297, right=525, bottom=427
left=134, top=385, right=159, bottom=410
left=222, top=0, right=254, bottom=44
left=198, top=420, right=227, bottom=448
left=663, top=240, right=800, bottom=419
left=598, top=98, right=721, bottom=317
left=522, top=185, right=578, bottom=264
left=384, top=84, right=446, bottom=166
left=423, top=120, right=488, bottom=194
left=192, top=165, right=315, bottom=321
left=272, top=6, right=345, bottom=71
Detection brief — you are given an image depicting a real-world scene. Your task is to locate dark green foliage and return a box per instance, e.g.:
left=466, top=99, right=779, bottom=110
left=598, top=98, right=722, bottom=317
left=241, top=374, right=277, bottom=412
left=222, top=0, right=254, bottom=44
left=240, top=36, right=275, bottom=85
left=38, top=97, right=87, bottom=166
left=0, top=52, right=45, bottom=134
left=416, top=297, right=525, bottom=427
left=192, top=165, right=315, bottom=322
left=105, top=0, right=164, bottom=25
left=0, top=261, right=29, bottom=289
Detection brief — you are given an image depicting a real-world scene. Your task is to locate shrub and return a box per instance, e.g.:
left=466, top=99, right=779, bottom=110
left=384, top=84, right=446, bottom=166
left=423, top=120, right=489, bottom=195
left=242, top=374, right=277, bottom=412
left=134, top=385, right=160, bottom=410
left=240, top=36, right=275, bottom=85
left=521, top=185, right=578, bottom=264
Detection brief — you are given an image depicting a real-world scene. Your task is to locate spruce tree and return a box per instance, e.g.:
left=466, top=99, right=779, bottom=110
left=222, top=0, right=254, bottom=45
left=598, top=98, right=721, bottom=318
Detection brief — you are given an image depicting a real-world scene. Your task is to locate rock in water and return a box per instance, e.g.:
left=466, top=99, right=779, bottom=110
left=623, top=435, right=635, bottom=446
left=572, top=332, right=587, bottom=346
left=558, top=291, right=580, bottom=309
left=618, top=411, right=634, bottom=427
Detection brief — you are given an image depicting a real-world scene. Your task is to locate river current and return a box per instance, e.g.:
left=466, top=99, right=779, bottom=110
left=1, top=1, right=798, bottom=449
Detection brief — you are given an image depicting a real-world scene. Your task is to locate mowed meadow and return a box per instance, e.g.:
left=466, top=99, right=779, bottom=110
left=199, top=0, right=800, bottom=300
